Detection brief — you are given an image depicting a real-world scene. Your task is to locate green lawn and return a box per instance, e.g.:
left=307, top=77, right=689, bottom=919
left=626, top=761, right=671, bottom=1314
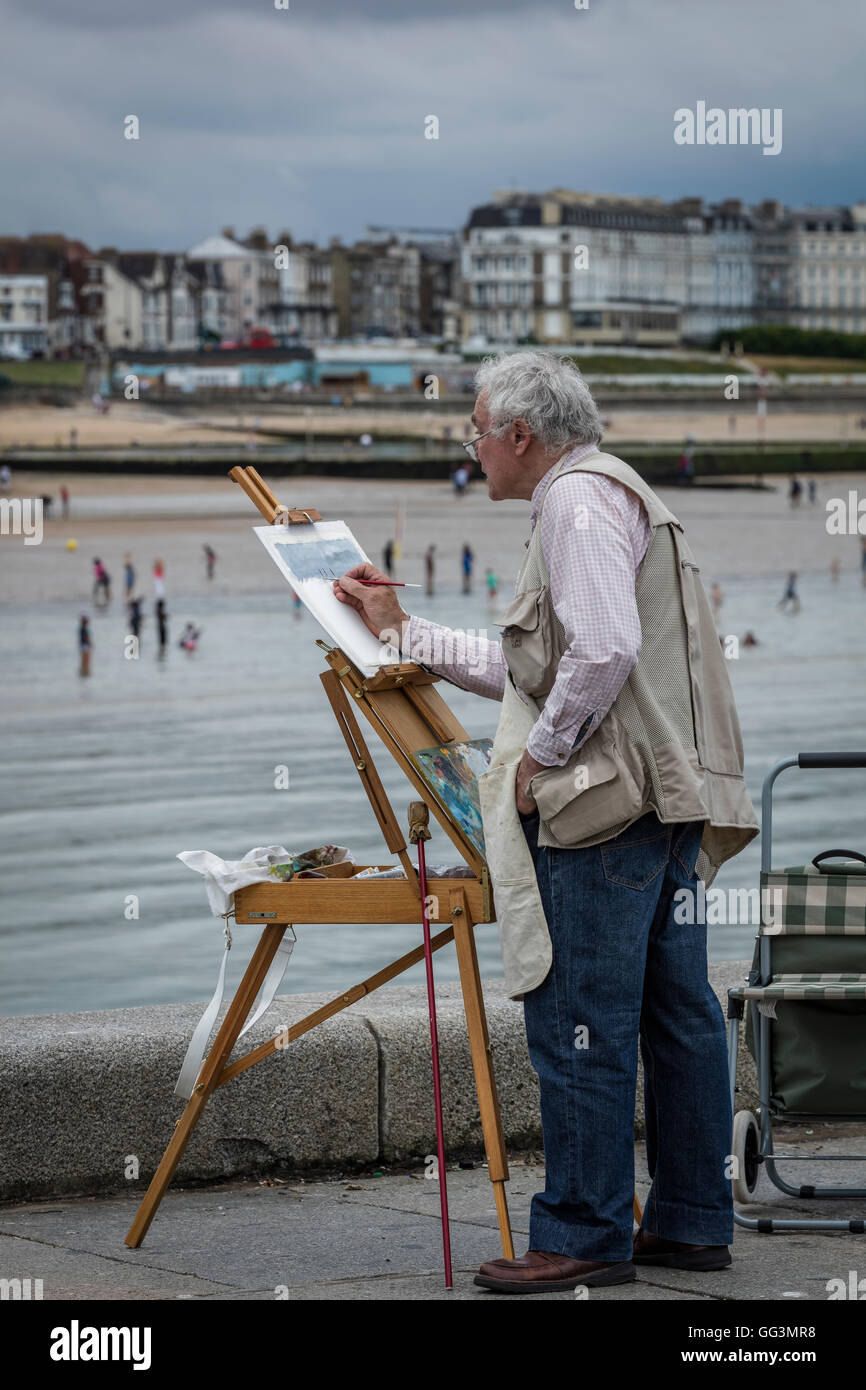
left=462, top=352, right=727, bottom=374
left=564, top=354, right=727, bottom=375
left=0, top=360, right=86, bottom=386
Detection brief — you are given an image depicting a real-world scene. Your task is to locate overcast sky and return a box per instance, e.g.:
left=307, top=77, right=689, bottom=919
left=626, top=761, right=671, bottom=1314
left=2, top=0, right=864, bottom=252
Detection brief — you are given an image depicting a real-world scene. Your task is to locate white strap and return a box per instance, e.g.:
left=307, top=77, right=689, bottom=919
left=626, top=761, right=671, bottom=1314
left=175, top=931, right=295, bottom=1101
left=237, top=935, right=296, bottom=1040
left=174, top=944, right=231, bottom=1100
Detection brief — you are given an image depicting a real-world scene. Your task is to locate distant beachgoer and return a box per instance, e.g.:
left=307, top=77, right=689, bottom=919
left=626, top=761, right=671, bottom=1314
left=424, top=544, right=436, bottom=597
left=778, top=571, right=800, bottom=613
left=179, top=622, right=202, bottom=655
left=92, top=557, right=111, bottom=604
left=92, top=391, right=103, bottom=414
left=453, top=464, right=469, bottom=497
left=153, top=558, right=166, bottom=598
left=124, top=554, right=135, bottom=600
left=128, top=596, right=143, bottom=641
left=789, top=476, right=802, bottom=508
left=156, top=598, right=169, bottom=658
left=60, top=484, right=69, bottom=519
left=830, top=556, right=841, bottom=583
left=203, top=544, right=217, bottom=581
left=678, top=447, right=695, bottom=484
left=485, top=567, right=499, bottom=602
left=382, top=539, right=394, bottom=576
left=69, top=427, right=77, bottom=449
left=710, top=582, right=723, bottom=621
left=807, top=479, right=817, bottom=505
left=0, top=463, right=10, bottom=491
left=742, top=631, right=759, bottom=648
left=461, top=543, right=474, bottom=594
left=78, top=614, right=92, bottom=677
left=40, top=494, right=53, bottom=520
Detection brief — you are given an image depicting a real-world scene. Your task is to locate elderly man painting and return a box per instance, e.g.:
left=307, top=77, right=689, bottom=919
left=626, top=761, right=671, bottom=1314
left=334, top=351, right=758, bottom=1295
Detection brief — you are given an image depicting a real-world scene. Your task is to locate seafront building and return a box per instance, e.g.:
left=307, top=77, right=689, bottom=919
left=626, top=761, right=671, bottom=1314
left=0, top=274, right=50, bottom=357
left=460, top=189, right=866, bottom=346
left=0, top=233, right=88, bottom=355
left=2, top=194, right=866, bottom=358
left=461, top=189, right=755, bottom=346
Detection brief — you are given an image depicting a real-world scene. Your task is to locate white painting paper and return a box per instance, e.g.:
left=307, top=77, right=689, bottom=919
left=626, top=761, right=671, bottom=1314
left=255, top=521, right=400, bottom=674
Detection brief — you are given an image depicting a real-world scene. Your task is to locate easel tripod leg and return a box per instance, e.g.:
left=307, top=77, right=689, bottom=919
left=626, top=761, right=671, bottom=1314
left=124, top=924, right=287, bottom=1249
left=450, top=897, right=515, bottom=1260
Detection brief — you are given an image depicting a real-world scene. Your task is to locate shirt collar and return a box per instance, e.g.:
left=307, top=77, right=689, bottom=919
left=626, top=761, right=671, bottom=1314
left=529, top=441, right=600, bottom=530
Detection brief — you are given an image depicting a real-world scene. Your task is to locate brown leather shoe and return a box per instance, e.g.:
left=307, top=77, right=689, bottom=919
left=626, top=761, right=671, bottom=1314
left=474, top=1249, right=635, bottom=1294
left=633, top=1228, right=731, bottom=1271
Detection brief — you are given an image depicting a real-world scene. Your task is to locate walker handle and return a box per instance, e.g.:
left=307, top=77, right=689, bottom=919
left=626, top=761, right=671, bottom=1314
left=761, top=752, right=866, bottom=873
left=798, top=752, right=866, bottom=769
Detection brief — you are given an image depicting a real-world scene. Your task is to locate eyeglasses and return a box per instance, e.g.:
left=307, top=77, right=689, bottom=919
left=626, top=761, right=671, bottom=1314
left=461, top=422, right=511, bottom=463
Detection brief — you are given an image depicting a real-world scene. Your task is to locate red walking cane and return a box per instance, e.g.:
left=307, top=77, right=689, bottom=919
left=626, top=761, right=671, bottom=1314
left=408, top=802, right=453, bottom=1289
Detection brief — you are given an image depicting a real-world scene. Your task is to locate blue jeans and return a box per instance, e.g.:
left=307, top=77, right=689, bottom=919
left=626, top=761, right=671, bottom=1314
left=519, top=807, right=734, bottom=1261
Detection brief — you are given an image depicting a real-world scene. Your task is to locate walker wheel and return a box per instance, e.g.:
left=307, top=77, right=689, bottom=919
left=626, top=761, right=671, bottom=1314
left=731, top=1109, right=760, bottom=1203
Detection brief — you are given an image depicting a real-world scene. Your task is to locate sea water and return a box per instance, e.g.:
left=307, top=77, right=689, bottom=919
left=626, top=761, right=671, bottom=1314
left=1, top=561, right=864, bottom=1017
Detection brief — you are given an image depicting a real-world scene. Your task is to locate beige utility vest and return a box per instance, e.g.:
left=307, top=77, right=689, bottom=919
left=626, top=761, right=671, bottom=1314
left=477, top=448, right=759, bottom=1000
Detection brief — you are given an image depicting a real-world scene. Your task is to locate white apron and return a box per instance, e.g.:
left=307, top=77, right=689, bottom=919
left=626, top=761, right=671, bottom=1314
left=478, top=675, right=552, bottom=1001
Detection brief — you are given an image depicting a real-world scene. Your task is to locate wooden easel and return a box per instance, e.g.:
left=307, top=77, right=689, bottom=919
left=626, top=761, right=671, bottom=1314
left=124, top=466, right=516, bottom=1260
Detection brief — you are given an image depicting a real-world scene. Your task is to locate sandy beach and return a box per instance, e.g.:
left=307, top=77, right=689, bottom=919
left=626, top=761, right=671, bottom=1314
left=2, top=399, right=866, bottom=450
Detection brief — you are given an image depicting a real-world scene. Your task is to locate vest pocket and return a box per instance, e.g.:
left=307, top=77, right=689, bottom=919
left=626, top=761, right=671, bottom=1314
left=528, top=713, right=649, bottom=845
left=497, top=586, right=559, bottom=697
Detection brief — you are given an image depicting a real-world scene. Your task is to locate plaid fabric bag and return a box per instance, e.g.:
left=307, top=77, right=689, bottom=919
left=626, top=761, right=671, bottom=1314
left=735, top=858, right=866, bottom=1117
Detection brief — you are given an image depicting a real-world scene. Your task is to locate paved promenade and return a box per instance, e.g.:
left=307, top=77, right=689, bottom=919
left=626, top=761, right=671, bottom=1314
left=3, top=1134, right=865, bottom=1301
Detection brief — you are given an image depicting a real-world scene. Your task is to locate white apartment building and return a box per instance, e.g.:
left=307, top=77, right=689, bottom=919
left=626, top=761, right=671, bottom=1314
left=0, top=275, right=49, bottom=355
left=683, top=199, right=755, bottom=341
left=186, top=233, right=280, bottom=340
left=789, top=203, right=866, bottom=335
left=273, top=242, right=337, bottom=342
left=80, top=258, right=142, bottom=350
left=462, top=189, right=759, bottom=346
left=463, top=191, right=692, bottom=345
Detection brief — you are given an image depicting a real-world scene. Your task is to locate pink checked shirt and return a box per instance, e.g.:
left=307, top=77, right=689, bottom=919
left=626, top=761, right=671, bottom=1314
left=404, top=444, right=652, bottom=767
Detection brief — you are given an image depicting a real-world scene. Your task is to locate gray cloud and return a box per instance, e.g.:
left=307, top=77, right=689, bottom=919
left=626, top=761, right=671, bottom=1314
left=2, top=0, right=863, bottom=250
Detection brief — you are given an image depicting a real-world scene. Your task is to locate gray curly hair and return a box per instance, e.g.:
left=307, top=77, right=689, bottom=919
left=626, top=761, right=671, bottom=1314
left=474, top=350, right=603, bottom=454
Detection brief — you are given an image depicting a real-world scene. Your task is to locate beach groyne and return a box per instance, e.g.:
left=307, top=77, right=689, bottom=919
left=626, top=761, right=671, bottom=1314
left=3, top=444, right=865, bottom=480
left=0, top=964, right=755, bottom=1203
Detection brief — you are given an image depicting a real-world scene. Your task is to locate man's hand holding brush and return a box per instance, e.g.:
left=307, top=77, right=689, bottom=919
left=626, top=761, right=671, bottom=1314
left=334, top=563, right=411, bottom=646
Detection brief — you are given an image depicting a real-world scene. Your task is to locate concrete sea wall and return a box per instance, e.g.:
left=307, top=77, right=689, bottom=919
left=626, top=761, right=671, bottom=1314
left=0, top=963, right=755, bottom=1202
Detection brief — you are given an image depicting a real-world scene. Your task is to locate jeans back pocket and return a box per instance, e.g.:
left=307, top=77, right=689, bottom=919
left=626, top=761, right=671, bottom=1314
left=600, top=816, right=671, bottom=890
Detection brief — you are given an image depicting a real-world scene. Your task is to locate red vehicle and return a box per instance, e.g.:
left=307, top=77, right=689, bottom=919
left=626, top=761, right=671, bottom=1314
left=246, top=327, right=276, bottom=350
left=218, top=328, right=276, bottom=351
